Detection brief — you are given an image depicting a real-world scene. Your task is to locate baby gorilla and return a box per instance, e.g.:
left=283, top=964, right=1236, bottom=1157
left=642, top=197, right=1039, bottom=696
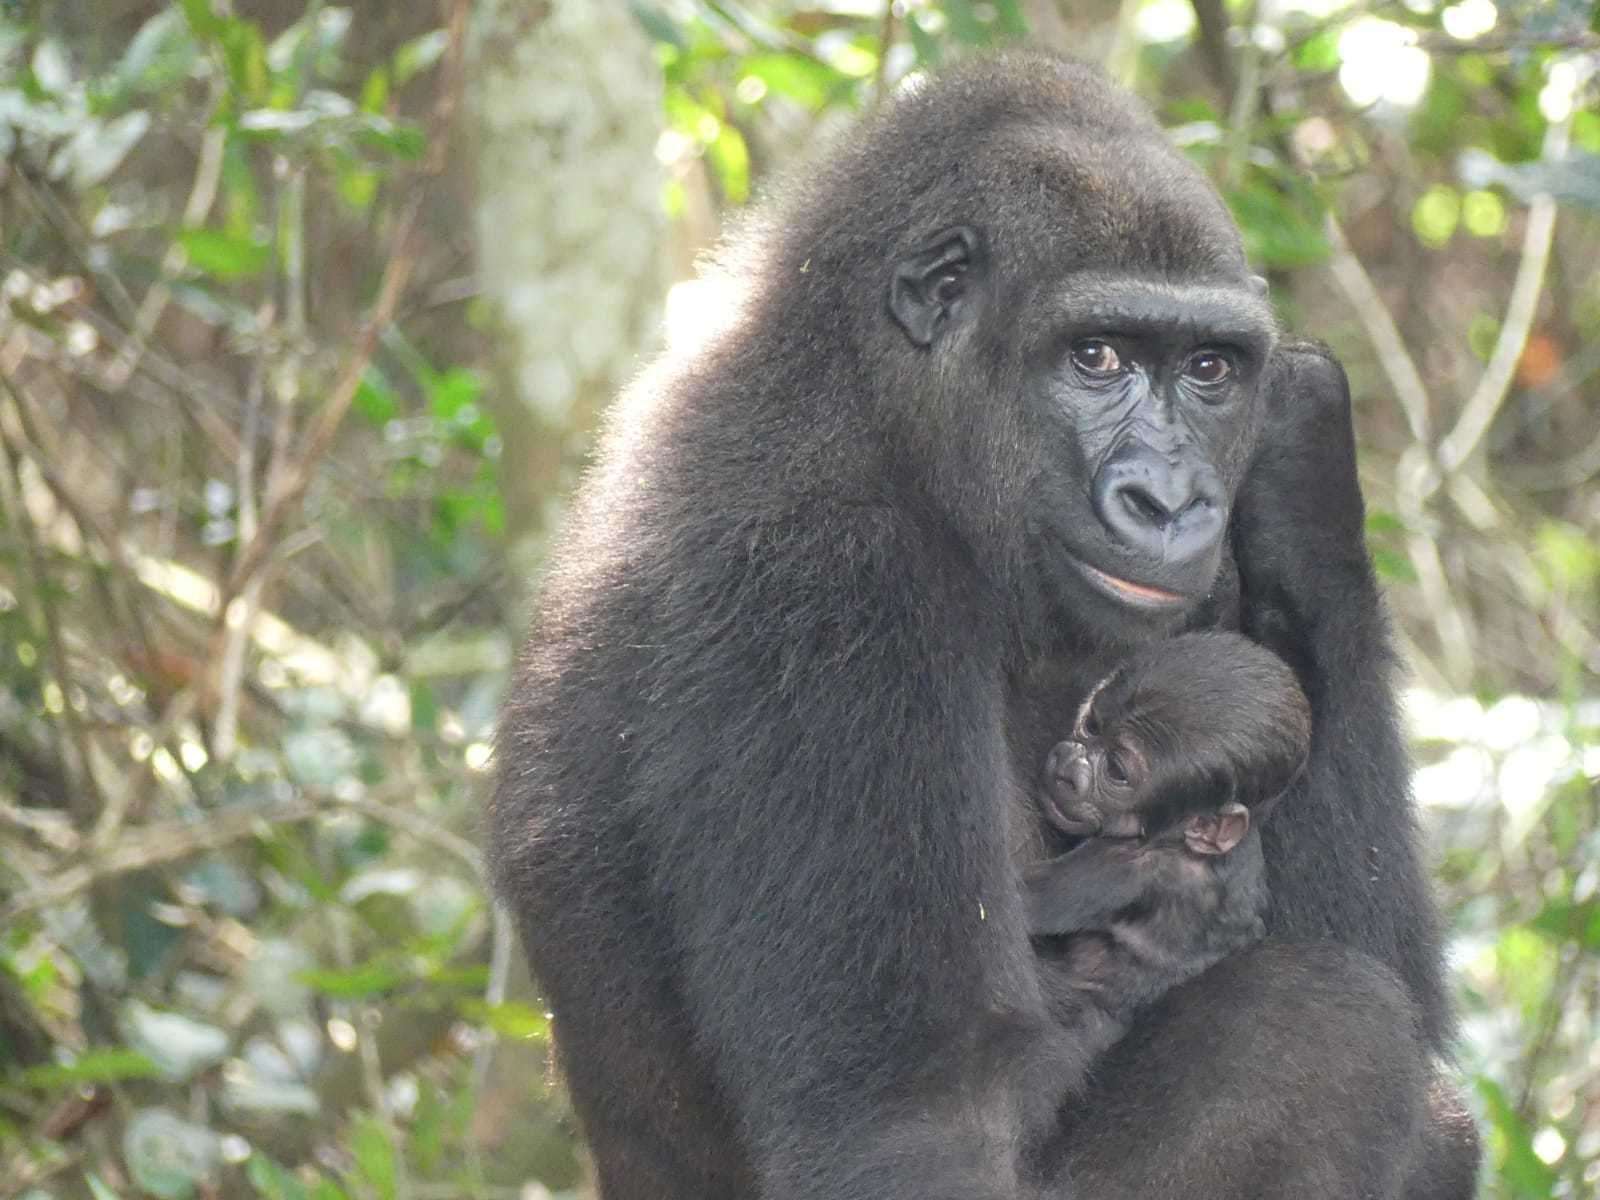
left=1024, top=632, right=1311, bottom=1052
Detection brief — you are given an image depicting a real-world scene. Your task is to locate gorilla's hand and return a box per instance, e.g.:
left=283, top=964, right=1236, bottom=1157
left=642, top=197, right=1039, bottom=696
left=1232, top=342, right=1376, bottom=673
left=1227, top=340, right=1456, bottom=1050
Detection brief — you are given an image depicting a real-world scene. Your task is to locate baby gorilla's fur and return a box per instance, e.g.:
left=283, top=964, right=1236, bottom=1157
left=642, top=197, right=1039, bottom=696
left=1024, top=632, right=1311, bottom=1055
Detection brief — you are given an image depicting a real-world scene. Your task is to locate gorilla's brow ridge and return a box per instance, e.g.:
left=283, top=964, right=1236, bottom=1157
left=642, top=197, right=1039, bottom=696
left=1034, top=276, right=1279, bottom=347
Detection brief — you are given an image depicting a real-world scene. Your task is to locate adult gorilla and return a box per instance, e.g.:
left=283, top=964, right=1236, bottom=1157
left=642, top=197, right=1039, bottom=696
left=490, top=53, right=1475, bottom=1199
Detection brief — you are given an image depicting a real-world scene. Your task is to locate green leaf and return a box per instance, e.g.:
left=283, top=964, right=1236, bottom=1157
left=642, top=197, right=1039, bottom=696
left=1370, top=547, right=1418, bottom=584
left=740, top=53, right=841, bottom=112
left=337, top=163, right=380, bottom=211
left=116, top=9, right=200, bottom=96
left=31, top=41, right=71, bottom=96
left=219, top=18, right=271, bottom=103
left=1476, top=1077, right=1558, bottom=1198
left=1529, top=899, right=1600, bottom=950
left=50, top=111, right=152, bottom=188
left=393, top=30, right=449, bottom=86
left=356, top=115, right=426, bottom=160
left=180, top=0, right=226, bottom=38
left=707, top=121, right=750, bottom=204
left=360, top=67, right=389, bottom=114
left=907, top=14, right=943, bottom=67
left=630, top=1, right=687, bottom=49
left=1364, top=510, right=1406, bottom=535
left=1227, top=181, right=1329, bottom=268
left=1293, top=27, right=1342, bottom=71
left=178, top=228, right=271, bottom=280
left=991, top=0, right=1030, bottom=38
left=122, top=1002, right=230, bottom=1081
left=410, top=679, right=438, bottom=733
left=424, top=366, right=483, bottom=422
left=18, top=1048, right=161, bottom=1089
left=248, top=1156, right=311, bottom=1200
left=124, top=1108, right=221, bottom=1200
left=296, top=959, right=409, bottom=999
left=459, top=999, right=552, bottom=1040
left=1535, top=520, right=1600, bottom=591
left=355, top=369, right=400, bottom=426
left=349, top=1116, right=398, bottom=1200
left=943, top=0, right=996, bottom=45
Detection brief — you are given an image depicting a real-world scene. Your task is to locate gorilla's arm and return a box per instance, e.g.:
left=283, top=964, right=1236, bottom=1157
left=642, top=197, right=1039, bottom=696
left=598, top=508, right=1062, bottom=1200
left=1233, top=344, right=1451, bottom=1044
left=1023, top=838, right=1153, bottom=935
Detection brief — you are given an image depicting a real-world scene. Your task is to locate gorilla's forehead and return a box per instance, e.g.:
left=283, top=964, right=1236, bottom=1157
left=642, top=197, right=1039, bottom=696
left=991, top=122, right=1247, bottom=281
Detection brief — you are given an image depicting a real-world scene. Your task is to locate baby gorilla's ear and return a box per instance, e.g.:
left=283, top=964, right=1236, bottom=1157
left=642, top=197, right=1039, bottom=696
left=1184, top=802, right=1251, bottom=856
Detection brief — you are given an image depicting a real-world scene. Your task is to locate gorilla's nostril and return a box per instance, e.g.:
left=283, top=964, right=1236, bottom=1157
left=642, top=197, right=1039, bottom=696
left=1119, top=485, right=1172, bottom=528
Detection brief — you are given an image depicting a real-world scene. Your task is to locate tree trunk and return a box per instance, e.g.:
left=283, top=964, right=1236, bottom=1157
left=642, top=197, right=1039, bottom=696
left=472, top=0, right=668, bottom=564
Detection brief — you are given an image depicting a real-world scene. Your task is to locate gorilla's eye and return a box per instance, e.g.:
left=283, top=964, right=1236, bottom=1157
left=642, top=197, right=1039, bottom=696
left=1183, top=350, right=1233, bottom=386
left=1104, top=750, right=1131, bottom=786
left=1070, top=339, right=1122, bottom=377
left=1083, top=710, right=1102, bottom=737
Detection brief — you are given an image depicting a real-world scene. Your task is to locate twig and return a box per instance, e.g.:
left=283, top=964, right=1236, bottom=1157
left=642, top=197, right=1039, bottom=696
left=1418, top=30, right=1599, bottom=53
left=0, top=380, right=156, bottom=659
left=469, top=906, right=515, bottom=1098
left=0, top=795, right=77, bottom=852
left=1435, top=119, right=1570, bottom=478
left=331, top=903, right=415, bottom=1200
left=873, top=1, right=895, bottom=101
left=222, top=0, right=470, bottom=605
left=1323, top=214, right=1434, bottom=445
left=1514, top=422, right=1600, bottom=492
left=211, top=349, right=268, bottom=763
left=0, top=403, right=103, bottom=826
left=1, top=789, right=483, bottom=924
left=1187, top=0, right=1239, bottom=97
left=466, top=903, right=516, bottom=1193
left=103, top=119, right=227, bottom=389
left=1222, top=5, right=1263, bottom=191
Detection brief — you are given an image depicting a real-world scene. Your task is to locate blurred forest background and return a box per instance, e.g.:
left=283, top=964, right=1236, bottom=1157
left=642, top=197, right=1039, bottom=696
left=0, top=0, right=1595, bottom=1197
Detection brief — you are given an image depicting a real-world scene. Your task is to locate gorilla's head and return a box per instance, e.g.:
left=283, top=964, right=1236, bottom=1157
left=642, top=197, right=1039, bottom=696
left=765, top=54, right=1277, bottom=645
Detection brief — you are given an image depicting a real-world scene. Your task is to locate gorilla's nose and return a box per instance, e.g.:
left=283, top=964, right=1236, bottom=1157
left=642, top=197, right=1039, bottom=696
left=1062, top=754, right=1091, bottom=795
left=1044, top=741, right=1092, bottom=795
left=1092, top=446, right=1225, bottom=566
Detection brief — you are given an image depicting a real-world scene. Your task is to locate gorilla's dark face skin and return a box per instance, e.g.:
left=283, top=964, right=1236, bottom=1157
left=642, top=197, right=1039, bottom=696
left=892, top=231, right=1275, bottom=637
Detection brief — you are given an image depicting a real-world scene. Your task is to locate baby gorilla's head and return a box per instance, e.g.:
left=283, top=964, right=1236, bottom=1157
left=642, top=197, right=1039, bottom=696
left=1042, top=632, right=1311, bottom=841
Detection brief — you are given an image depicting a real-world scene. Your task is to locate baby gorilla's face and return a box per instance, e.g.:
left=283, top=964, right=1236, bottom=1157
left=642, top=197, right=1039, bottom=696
left=1040, top=686, right=1150, bottom=838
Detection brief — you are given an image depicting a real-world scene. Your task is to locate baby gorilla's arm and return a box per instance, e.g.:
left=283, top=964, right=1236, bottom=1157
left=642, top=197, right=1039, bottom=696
left=1025, top=821, right=1270, bottom=1070
left=1023, top=837, right=1156, bottom=935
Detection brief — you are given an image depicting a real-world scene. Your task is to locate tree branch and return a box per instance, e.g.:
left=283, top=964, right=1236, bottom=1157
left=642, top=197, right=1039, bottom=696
left=1, top=788, right=483, bottom=925
left=1323, top=213, right=1434, bottom=445
left=1436, top=120, right=1569, bottom=476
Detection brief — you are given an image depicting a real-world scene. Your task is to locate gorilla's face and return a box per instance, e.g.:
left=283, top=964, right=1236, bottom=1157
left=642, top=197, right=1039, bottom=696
left=888, top=227, right=1275, bottom=644
left=1021, top=274, right=1275, bottom=634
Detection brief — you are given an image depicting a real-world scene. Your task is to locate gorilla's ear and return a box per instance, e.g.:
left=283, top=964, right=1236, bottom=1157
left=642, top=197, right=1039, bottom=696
left=1185, top=802, right=1251, bottom=857
left=889, top=226, right=983, bottom=348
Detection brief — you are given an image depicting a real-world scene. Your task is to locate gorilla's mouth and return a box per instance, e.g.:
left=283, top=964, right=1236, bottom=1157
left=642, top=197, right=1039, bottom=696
left=1073, top=559, right=1190, bottom=610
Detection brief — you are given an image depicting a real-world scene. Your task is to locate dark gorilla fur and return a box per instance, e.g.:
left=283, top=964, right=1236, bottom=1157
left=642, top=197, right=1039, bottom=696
left=490, top=53, right=1477, bottom=1200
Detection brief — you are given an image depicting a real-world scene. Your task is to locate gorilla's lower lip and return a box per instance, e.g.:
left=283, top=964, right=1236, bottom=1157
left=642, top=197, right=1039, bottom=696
left=1074, top=560, right=1190, bottom=609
